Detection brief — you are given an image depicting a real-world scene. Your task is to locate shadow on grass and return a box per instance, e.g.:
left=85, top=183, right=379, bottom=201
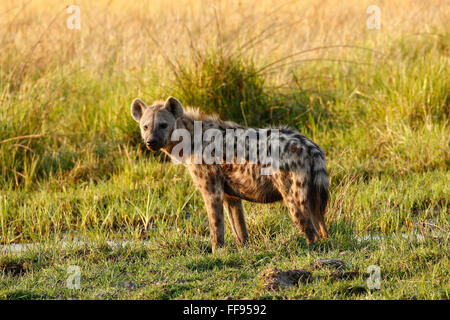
left=276, top=219, right=377, bottom=256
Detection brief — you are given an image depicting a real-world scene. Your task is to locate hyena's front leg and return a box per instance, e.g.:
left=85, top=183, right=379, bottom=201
left=223, top=195, right=248, bottom=246
left=196, top=175, right=225, bottom=252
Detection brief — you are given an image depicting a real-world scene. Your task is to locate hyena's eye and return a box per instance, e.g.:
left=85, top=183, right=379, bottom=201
left=159, top=123, right=168, bottom=129
left=143, top=125, right=148, bottom=130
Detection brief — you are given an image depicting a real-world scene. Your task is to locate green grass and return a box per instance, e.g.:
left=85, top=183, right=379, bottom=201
left=0, top=232, right=448, bottom=299
left=0, top=10, right=449, bottom=299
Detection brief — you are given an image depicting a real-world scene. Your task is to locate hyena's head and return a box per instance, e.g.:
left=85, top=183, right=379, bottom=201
left=130, top=96, right=184, bottom=151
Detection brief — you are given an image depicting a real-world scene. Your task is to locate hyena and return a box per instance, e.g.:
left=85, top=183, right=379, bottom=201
left=130, top=96, right=329, bottom=251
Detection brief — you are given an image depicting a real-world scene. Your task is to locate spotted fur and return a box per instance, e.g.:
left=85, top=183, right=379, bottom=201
left=131, top=97, right=329, bottom=251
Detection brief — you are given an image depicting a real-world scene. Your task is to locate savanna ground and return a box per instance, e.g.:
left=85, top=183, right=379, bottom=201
left=0, top=0, right=449, bottom=300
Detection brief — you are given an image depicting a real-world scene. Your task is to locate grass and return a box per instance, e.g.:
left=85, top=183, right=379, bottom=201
left=0, top=0, right=449, bottom=299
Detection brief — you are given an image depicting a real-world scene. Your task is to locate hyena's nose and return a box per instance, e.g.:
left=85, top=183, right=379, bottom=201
left=147, top=139, right=158, bottom=149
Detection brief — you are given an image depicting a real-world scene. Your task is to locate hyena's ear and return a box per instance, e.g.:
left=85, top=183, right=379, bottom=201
left=163, top=96, right=184, bottom=118
left=130, top=98, right=147, bottom=122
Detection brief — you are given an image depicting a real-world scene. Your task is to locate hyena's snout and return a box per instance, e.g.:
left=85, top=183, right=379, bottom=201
left=146, top=138, right=160, bottom=150
left=145, top=131, right=167, bottom=151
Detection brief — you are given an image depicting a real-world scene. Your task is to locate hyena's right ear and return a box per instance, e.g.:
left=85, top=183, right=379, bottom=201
left=130, top=98, right=147, bottom=122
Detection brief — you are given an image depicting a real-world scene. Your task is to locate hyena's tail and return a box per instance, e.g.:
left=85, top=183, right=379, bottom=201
left=309, top=147, right=329, bottom=239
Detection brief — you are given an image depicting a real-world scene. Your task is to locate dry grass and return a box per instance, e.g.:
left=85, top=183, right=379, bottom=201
left=1, top=0, right=448, bottom=79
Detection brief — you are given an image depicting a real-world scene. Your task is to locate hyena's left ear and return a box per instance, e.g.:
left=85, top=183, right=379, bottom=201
left=163, top=96, right=184, bottom=118
left=130, top=98, right=147, bottom=122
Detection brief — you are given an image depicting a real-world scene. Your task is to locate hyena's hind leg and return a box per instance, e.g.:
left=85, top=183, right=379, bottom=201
left=223, top=195, right=248, bottom=246
left=311, top=189, right=328, bottom=239
left=275, top=173, right=321, bottom=244
left=309, top=150, right=330, bottom=239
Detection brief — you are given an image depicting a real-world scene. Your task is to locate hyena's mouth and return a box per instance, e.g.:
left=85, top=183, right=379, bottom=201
left=146, top=144, right=160, bottom=151
left=146, top=142, right=163, bottom=151
left=145, top=139, right=164, bottom=151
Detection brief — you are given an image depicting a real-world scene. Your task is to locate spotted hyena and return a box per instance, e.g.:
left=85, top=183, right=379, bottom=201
left=130, top=96, right=329, bottom=251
